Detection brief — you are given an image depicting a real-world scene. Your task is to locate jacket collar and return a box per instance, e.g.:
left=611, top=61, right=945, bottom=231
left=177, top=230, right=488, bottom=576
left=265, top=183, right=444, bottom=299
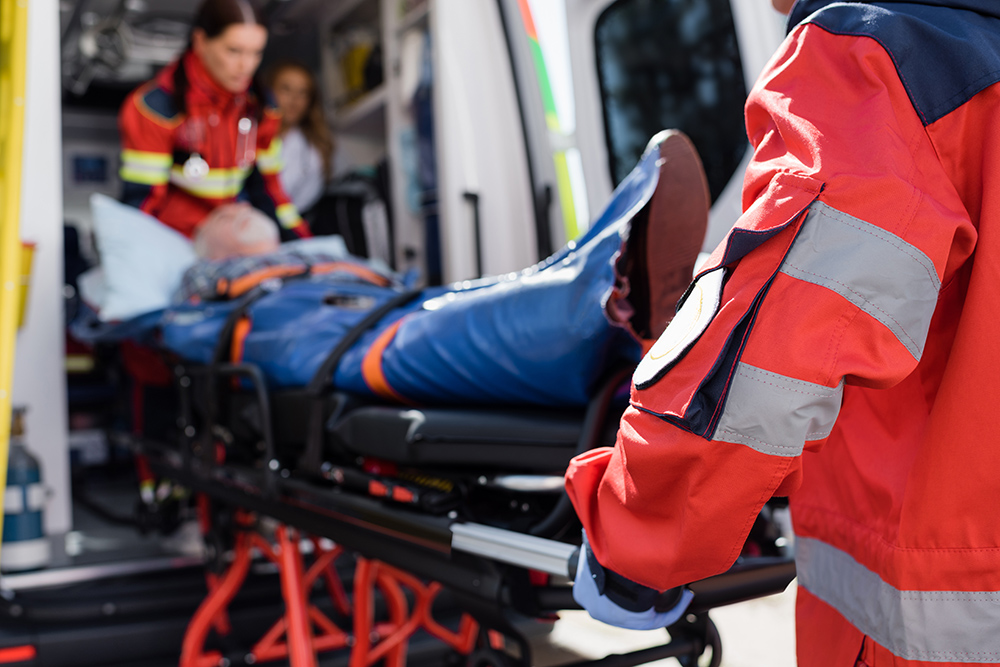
left=155, top=50, right=247, bottom=110
left=789, top=0, right=1000, bottom=31
left=183, top=50, right=239, bottom=108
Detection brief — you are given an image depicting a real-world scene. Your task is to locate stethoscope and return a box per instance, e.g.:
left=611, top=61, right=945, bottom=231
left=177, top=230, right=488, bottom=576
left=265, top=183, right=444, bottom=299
left=181, top=110, right=258, bottom=181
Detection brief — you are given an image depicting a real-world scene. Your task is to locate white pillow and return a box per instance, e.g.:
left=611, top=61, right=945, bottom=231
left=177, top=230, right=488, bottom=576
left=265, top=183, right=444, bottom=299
left=76, top=266, right=108, bottom=313
left=281, top=235, right=393, bottom=274
left=89, top=194, right=197, bottom=321
left=280, top=234, right=349, bottom=259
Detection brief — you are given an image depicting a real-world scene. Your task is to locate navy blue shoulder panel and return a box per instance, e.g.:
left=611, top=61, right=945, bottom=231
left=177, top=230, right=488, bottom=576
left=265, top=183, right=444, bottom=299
left=789, top=1, right=1000, bottom=125
left=140, top=85, right=178, bottom=121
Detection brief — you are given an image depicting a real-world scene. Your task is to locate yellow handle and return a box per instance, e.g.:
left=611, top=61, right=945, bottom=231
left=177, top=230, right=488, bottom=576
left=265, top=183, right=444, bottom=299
left=0, top=0, right=30, bottom=552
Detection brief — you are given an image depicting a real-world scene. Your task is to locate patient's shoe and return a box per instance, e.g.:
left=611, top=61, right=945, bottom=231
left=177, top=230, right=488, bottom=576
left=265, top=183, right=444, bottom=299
left=609, top=130, right=710, bottom=344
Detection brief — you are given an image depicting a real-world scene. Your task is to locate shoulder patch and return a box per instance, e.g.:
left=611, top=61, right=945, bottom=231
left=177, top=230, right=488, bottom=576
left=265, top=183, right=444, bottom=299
left=136, top=83, right=181, bottom=127
left=634, top=268, right=726, bottom=390
left=792, top=0, right=1000, bottom=125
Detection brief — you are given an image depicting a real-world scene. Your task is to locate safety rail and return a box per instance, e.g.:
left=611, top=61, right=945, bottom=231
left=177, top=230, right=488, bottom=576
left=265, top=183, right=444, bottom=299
left=0, top=0, right=29, bottom=554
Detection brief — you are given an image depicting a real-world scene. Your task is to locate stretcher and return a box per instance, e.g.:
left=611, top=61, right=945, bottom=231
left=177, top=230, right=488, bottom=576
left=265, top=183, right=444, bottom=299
left=137, top=354, right=794, bottom=667
left=87, top=132, right=795, bottom=666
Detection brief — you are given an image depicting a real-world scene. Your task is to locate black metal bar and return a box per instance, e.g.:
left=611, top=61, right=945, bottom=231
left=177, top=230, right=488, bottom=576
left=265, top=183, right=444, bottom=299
left=198, top=287, right=279, bottom=474
left=463, top=191, right=483, bottom=278
left=141, top=451, right=514, bottom=602
left=182, top=363, right=278, bottom=496
left=175, top=366, right=195, bottom=472
left=557, top=638, right=701, bottom=667
left=528, top=364, right=632, bottom=537
left=534, top=558, right=795, bottom=614
left=687, top=557, right=796, bottom=614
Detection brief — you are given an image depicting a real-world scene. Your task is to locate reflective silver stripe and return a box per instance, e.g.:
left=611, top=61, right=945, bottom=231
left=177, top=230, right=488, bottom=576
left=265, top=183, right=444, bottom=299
left=797, top=537, right=1000, bottom=663
left=714, top=363, right=842, bottom=456
left=780, top=201, right=940, bottom=360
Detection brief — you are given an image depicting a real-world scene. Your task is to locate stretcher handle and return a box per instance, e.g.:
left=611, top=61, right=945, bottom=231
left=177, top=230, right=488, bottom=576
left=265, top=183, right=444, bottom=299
left=451, top=523, right=795, bottom=613
left=532, top=556, right=795, bottom=615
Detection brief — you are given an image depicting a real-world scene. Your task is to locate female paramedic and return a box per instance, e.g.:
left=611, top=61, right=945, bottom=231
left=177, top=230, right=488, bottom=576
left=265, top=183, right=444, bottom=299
left=569, top=0, right=1000, bottom=664
left=118, top=0, right=312, bottom=241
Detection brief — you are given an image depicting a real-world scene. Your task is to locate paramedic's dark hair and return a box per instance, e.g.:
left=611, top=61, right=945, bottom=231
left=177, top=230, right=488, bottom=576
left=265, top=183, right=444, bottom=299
left=173, top=0, right=268, bottom=118
left=263, top=61, right=335, bottom=179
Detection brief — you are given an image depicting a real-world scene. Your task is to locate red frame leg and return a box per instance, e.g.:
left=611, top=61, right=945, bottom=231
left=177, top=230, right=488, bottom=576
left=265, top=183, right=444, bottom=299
left=180, top=531, right=253, bottom=667
left=179, top=517, right=482, bottom=667
left=180, top=518, right=351, bottom=667
left=276, top=525, right=318, bottom=667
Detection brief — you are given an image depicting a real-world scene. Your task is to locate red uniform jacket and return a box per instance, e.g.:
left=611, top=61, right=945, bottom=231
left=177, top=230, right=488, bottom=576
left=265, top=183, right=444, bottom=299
left=118, top=51, right=310, bottom=240
left=567, top=1, right=1000, bottom=664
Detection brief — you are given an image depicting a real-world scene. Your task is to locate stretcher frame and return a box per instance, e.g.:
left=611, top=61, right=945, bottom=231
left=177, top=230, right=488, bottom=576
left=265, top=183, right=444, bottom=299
left=132, top=340, right=795, bottom=667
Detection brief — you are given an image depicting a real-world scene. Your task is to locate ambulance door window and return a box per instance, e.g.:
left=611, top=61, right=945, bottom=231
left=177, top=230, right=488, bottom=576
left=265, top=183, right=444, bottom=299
left=595, top=0, right=748, bottom=202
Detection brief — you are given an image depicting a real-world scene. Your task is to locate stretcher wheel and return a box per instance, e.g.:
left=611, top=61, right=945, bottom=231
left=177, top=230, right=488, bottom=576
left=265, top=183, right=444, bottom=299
left=673, top=615, right=721, bottom=667
left=701, top=617, right=722, bottom=667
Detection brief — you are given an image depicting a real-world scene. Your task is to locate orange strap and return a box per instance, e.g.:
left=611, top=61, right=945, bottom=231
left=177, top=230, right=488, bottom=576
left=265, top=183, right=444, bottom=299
left=359, top=319, right=412, bottom=404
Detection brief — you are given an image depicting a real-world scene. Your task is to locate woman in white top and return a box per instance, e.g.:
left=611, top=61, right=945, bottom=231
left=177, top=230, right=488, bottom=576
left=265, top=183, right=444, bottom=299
left=265, top=61, right=334, bottom=213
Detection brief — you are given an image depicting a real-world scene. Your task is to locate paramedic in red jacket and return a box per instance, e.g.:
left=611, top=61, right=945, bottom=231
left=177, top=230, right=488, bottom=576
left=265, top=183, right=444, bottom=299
left=118, top=0, right=311, bottom=241
left=568, top=0, right=1000, bottom=664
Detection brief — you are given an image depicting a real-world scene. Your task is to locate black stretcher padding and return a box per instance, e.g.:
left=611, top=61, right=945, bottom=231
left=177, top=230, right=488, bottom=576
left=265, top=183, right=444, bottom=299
left=324, top=364, right=632, bottom=474
left=328, top=405, right=584, bottom=470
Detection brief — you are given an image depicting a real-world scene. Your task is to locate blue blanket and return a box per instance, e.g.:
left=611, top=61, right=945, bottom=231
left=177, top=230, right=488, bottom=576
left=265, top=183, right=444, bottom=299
left=74, top=138, right=666, bottom=407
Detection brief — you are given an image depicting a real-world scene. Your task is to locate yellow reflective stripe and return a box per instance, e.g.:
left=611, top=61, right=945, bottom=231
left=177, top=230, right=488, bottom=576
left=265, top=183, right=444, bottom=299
left=256, top=138, right=283, bottom=174
left=258, top=138, right=282, bottom=160
left=276, top=202, right=301, bottom=228
left=120, top=149, right=172, bottom=185
left=120, top=165, right=170, bottom=185
left=169, top=165, right=251, bottom=199
left=121, top=149, right=172, bottom=168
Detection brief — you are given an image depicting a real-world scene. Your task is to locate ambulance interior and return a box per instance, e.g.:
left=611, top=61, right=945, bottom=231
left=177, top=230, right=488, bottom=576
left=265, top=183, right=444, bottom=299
left=2, top=0, right=793, bottom=665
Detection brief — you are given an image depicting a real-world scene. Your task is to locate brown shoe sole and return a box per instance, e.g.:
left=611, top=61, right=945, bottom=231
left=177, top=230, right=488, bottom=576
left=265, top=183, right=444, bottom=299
left=645, top=130, right=711, bottom=339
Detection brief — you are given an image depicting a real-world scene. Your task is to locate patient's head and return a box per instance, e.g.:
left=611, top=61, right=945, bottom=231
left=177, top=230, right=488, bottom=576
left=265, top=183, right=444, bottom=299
left=193, top=203, right=280, bottom=260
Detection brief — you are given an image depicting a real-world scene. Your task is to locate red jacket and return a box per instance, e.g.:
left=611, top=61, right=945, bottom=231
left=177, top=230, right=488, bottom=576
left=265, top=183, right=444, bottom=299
left=567, top=1, right=1000, bottom=664
left=118, top=51, right=310, bottom=240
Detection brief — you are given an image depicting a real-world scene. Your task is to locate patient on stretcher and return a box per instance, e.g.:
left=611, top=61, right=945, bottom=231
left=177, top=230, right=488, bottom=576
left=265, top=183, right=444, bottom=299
left=80, top=130, right=709, bottom=408
left=191, top=202, right=282, bottom=261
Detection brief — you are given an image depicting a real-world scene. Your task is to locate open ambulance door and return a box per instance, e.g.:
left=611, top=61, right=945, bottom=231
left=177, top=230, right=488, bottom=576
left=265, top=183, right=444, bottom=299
left=501, top=0, right=787, bottom=254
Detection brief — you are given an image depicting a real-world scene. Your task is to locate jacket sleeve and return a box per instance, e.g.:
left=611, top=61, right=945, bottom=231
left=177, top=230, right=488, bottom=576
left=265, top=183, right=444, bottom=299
left=118, top=84, right=176, bottom=216
left=565, top=23, right=977, bottom=591
left=244, top=106, right=311, bottom=240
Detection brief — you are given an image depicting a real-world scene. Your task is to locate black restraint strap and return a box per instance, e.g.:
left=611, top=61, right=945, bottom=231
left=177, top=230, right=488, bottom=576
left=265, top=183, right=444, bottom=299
left=305, top=288, right=423, bottom=396
left=210, top=283, right=281, bottom=365
left=299, top=288, right=424, bottom=472
left=528, top=363, right=633, bottom=538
